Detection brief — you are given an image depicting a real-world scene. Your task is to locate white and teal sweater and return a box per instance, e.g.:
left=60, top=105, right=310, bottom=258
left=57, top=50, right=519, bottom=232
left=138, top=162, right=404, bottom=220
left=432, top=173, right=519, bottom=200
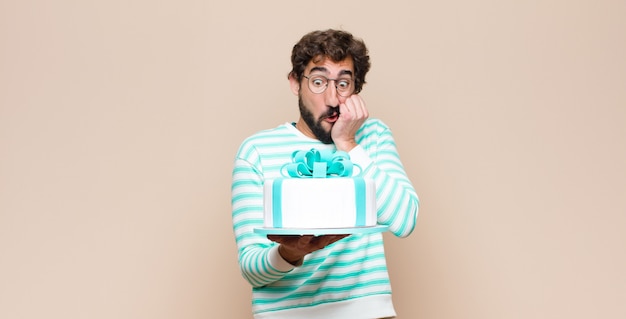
left=231, top=119, right=419, bottom=319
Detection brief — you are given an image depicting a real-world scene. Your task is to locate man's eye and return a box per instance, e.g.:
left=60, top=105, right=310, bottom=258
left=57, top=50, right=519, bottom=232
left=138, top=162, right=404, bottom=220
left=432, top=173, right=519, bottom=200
left=311, top=78, right=326, bottom=87
left=337, top=80, right=351, bottom=89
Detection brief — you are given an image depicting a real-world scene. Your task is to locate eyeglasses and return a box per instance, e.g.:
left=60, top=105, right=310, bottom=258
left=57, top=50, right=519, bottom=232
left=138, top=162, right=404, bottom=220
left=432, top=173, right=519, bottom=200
left=303, top=74, right=354, bottom=97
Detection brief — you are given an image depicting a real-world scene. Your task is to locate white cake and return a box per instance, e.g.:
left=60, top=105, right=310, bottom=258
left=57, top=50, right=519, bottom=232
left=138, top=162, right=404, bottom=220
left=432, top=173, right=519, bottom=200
left=263, top=176, right=377, bottom=229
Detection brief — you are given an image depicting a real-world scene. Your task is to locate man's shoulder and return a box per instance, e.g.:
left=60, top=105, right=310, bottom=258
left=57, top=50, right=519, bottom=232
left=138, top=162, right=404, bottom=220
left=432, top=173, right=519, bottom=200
left=240, top=122, right=292, bottom=143
left=236, top=123, right=294, bottom=156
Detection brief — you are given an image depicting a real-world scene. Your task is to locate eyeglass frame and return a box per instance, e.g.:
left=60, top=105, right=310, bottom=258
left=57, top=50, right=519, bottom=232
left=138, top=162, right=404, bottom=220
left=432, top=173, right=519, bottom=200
left=302, top=74, right=355, bottom=97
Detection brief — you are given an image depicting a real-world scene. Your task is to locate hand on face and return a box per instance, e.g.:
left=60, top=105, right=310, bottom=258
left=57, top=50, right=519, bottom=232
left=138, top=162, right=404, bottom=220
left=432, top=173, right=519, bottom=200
left=331, top=94, right=369, bottom=152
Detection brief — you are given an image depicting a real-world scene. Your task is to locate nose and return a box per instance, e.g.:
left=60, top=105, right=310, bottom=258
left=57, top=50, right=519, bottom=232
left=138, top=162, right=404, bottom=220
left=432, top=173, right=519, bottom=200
left=324, top=80, right=341, bottom=106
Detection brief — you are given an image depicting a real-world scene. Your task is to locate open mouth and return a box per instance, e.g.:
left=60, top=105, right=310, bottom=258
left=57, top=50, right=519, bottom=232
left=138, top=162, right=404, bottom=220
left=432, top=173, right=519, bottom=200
left=325, top=112, right=339, bottom=123
left=323, top=108, right=340, bottom=123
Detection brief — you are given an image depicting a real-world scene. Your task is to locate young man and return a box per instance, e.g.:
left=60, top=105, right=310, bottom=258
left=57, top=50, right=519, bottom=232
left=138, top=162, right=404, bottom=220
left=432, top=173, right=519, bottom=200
left=231, top=29, right=419, bottom=319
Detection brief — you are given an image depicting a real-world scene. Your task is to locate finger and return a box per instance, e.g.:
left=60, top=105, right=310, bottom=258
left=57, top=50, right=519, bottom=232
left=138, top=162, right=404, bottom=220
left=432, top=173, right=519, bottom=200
left=307, top=236, right=324, bottom=250
left=348, top=95, right=367, bottom=119
left=356, top=96, right=368, bottom=118
left=297, top=235, right=314, bottom=249
left=267, top=234, right=298, bottom=243
left=338, top=101, right=353, bottom=120
left=344, top=96, right=366, bottom=121
left=267, top=235, right=283, bottom=243
left=318, top=234, right=349, bottom=248
left=318, top=237, right=334, bottom=249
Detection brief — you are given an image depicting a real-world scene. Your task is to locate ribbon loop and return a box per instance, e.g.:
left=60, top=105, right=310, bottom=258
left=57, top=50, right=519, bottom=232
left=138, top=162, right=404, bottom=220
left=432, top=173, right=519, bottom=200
left=281, top=148, right=358, bottom=178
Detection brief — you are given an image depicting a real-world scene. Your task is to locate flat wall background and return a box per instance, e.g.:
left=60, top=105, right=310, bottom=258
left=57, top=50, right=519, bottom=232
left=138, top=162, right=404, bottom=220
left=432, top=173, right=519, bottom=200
left=1, top=1, right=624, bottom=318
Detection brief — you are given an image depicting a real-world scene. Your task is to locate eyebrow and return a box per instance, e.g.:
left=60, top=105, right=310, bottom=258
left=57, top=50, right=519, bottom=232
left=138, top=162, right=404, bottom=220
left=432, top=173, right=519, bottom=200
left=309, top=66, right=353, bottom=77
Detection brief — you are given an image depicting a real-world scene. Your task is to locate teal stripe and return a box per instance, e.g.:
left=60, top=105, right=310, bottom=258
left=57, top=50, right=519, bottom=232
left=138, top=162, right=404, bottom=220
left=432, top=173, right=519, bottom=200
left=232, top=204, right=262, bottom=213
left=271, top=179, right=283, bottom=227
left=232, top=207, right=262, bottom=217
left=354, top=177, right=366, bottom=226
left=232, top=165, right=258, bottom=174
left=306, top=250, right=385, bottom=265
left=254, top=279, right=391, bottom=304
left=232, top=179, right=261, bottom=187
left=235, top=232, right=264, bottom=242
left=260, top=164, right=285, bottom=172
left=259, top=151, right=298, bottom=159
left=239, top=147, right=259, bottom=163
left=297, top=252, right=386, bottom=274
left=302, top=243, right=384, bottom=265
left=231, top=192, right=262, bottom=203
left=375, top=174, right=394, bottom=216
left=233, top=218, right=262, bottom=229
left=359, top=120, right=381, bottom=132
left=377, top=139, right=396, bottom=147
left=268, top=266, right=389, bottom=290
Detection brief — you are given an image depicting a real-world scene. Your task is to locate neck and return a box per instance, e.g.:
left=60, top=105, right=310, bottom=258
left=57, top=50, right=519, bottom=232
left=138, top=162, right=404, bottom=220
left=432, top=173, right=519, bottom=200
left=294, top=118, right=316, bottom=140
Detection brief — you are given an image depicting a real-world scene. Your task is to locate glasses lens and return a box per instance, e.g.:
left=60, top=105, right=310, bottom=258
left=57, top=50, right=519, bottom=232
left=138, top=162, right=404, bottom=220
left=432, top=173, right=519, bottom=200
left=336, top=79, right=353, bottom=96
left=307, top=76, right=327, bottom=94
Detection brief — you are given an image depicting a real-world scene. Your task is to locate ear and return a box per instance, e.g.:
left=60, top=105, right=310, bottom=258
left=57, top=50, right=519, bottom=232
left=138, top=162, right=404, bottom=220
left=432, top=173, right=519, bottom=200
left=288, top=73, right=300, bottom=96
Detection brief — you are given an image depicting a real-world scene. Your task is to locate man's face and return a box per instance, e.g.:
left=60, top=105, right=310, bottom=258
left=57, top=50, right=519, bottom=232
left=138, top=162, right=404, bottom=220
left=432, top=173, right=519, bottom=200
left=291, top=56, right=355, bottom=144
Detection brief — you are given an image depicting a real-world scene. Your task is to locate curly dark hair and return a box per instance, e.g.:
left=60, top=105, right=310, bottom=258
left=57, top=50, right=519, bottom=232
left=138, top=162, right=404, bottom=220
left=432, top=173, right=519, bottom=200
left=288, top=29, right=371, bottom=94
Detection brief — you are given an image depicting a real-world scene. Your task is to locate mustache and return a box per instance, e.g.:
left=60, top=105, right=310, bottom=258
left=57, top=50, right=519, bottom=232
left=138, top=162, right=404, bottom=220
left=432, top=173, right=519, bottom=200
left=321, top=106, right=340, bottom=119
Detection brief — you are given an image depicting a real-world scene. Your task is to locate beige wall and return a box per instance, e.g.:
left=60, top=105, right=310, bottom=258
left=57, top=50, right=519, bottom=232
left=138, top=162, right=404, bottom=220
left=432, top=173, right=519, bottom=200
left=1, top=1, right=624, bottom=318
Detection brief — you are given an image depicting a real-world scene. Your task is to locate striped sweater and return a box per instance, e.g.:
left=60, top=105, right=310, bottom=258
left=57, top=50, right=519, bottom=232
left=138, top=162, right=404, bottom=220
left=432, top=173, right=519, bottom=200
left=231, top=119, right=419, bottom=319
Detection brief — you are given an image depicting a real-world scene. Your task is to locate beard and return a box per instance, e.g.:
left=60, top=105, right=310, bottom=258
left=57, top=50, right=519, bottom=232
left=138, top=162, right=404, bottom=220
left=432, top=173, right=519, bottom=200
left=298, top=97, right=339, bottom=144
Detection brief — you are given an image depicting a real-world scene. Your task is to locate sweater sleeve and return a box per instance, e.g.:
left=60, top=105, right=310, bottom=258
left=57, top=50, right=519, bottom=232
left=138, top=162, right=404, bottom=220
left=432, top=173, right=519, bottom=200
left=350, top=121, right=419, bottom=238
left=231, top=154, right=296, bottom=288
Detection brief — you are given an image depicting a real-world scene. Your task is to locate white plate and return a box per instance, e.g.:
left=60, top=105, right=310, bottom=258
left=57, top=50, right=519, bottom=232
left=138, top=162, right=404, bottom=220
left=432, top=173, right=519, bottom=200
left=254, top=225, right=388, bottom=236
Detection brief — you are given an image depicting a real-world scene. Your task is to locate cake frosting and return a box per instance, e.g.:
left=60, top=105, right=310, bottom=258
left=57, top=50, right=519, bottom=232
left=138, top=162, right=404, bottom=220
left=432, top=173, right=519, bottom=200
left=261, top=148, right=377, bottom=230
left=263, top=177, right=376, bottom=229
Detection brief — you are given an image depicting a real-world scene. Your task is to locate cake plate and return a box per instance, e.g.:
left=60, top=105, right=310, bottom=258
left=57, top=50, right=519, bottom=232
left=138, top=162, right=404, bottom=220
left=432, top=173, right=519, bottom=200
left=254, top=225, right=388, bottom=236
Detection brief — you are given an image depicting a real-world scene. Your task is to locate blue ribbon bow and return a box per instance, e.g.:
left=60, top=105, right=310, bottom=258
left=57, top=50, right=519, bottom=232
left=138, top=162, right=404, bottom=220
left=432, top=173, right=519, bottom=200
left=282, top=148, right=356, bottom=178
